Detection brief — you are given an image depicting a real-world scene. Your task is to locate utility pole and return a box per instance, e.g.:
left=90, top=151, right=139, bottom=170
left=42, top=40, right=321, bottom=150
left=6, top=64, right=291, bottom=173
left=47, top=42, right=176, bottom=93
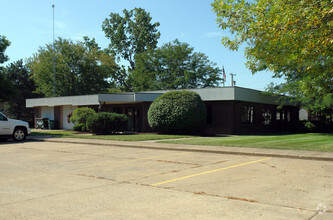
left=222, top=66, right=226, bottom=87
left=52, top=4, right=56, bottom=96
left=230, top=73, right=236, bottom=87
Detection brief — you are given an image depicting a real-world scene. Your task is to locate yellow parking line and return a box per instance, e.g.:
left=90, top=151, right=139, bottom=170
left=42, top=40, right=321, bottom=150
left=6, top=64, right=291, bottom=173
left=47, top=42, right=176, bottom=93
left=110, top=152, right=192, bottom=164
left=152, top=157, right=271, bottom=186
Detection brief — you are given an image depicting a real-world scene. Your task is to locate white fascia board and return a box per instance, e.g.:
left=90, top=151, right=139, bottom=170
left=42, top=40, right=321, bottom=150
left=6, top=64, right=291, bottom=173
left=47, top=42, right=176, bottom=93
left=135, top=93, right=163, bottom=102
left=234, top=87, right=279, bottom=105
left=26, top=87, right=283, bottom=108
left=189, top=87, right=235, bottom=101
left=137, top=87, right=235, bottom=101
left=26, top=95, right=99, bottom=108
left=72, top=95, right=100, bottom=106
left=98, top=94, right=134, bottom=103
left=181, top=87, right=279, bottom=104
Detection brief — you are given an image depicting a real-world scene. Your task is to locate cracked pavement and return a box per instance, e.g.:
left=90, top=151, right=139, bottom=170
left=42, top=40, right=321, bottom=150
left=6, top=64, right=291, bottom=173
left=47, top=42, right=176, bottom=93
left=1, top=141, right=332, bottom=219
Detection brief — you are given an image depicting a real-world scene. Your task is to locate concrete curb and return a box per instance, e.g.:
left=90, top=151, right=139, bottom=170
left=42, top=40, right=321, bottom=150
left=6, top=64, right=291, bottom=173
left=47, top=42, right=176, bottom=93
left=27, top=137, right=333, bottom=162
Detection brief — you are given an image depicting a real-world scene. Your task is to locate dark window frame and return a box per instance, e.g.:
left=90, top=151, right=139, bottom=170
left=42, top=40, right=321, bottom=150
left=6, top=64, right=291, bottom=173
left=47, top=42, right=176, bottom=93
left=262, top=109, right=272, bottom=125
left=241, top=106, right=254, bottom=124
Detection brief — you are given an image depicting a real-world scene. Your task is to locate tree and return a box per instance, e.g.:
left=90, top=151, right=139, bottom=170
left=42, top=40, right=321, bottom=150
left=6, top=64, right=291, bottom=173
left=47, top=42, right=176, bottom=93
left=1, top=60, right=38, bottom=123
left=148, top=91, right=206, bottom=134
left=0, top=72, right=15, bottom=102
left=130, top=39, right=223, bottom=91
left=0, top=35, right=10, bottom=64
left=28, top=37, right=119, bottom=97
left=102, top=8, right=161, bottom=71
left=212, top=0, right=333, bottom=115
left=0, top=35, right=15, bottom=102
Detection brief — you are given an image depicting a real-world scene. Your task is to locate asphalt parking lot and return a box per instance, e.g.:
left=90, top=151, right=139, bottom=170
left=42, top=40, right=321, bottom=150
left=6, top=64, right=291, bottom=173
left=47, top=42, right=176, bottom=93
left=1, top=140, right=332, bottom=219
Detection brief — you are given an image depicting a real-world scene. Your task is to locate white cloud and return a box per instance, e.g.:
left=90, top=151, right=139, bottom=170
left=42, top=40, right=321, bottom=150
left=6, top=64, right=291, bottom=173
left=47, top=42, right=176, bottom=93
left=204, top=32, right=223, bottom=38
left=70, top=32, right=87, bottom=41
left=54, top=21, right=67, bottom=29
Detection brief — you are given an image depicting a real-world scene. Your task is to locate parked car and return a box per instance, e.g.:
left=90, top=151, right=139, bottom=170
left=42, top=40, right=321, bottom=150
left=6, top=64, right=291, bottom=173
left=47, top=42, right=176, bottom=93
left=0, top=111, right=31, bottom=141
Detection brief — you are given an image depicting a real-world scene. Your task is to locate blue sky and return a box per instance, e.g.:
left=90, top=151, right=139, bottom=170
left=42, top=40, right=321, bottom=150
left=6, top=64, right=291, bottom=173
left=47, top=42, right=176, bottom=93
left=1, top=0, right=284, bottom=91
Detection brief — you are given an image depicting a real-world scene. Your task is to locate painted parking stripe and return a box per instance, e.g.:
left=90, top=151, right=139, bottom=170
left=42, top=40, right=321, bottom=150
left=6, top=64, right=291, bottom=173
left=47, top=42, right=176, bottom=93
left=152, top=157, right=271, bottom=186
left=110, top=152, right=192, bottom=164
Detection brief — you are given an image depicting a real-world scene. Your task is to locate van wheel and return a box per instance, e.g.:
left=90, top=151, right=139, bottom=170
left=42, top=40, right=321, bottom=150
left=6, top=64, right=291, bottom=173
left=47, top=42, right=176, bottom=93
left=13, top=127, right=26, bottom=141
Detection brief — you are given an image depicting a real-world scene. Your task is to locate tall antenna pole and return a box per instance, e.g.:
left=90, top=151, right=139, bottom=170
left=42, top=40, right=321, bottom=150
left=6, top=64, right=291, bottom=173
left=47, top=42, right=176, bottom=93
left=52, top=4, right=56, bottom=96
left=230, top=73, right=236, bottom=87
left=222, top=66, right=226, bottom=87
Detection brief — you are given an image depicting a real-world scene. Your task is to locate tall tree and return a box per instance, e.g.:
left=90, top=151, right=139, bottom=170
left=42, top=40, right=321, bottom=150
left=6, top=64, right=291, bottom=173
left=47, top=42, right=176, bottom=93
left=28, top=37, right=119, bottom=97
left=129, top=40, right=222, bottom=91
left=0, top=35, right=15, bottom=102
left=102, top=8, right=161, bottom=71
left=212, top=0, right=333, bottom=115
left=0, top=35, right=10, bottom=64
left=1, top=60, right=37, bottom=123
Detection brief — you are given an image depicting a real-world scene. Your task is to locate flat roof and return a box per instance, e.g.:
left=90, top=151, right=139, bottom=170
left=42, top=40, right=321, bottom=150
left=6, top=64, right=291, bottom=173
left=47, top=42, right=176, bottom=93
left=26, top=86, right=281, bottom=108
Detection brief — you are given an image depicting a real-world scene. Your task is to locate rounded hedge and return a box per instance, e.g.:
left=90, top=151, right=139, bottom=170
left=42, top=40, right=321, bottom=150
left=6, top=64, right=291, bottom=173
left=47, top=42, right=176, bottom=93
left=70, top=107, right=96, bottom=125
left=148, top=91, right=206, bottom=133
left=73, top=123, right=86, bottom=132
left=86, top=112, right=128, bottom=135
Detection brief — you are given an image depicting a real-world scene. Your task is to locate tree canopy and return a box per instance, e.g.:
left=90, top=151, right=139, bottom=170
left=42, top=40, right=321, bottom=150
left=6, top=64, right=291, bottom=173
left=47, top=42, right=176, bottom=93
left=0, top=35, right=15, bottom=102
left=0, top=35, right=10, bottom=64
left=102, top=8, right=161, bottom=71
left=28, top=37, right=119, bottom=97
left=1, top=60, right=38, bottom=122
left=212, top=0, right=333, bottom=114
left=130, top=39, right=223, bottom=91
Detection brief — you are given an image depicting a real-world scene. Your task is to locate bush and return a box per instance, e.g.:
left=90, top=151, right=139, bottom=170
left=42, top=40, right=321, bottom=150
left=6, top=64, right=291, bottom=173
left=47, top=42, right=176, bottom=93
left=70, top=107, right=96, bottom=125
left=302, top=120, right=333, bottom=133
left=86, top=112, right=128, bottom=135
left=73, top=123, right=86, bottom=132
left=304, top=121, right=316, bottom=132
left=148, top=90, right=206, bottom=133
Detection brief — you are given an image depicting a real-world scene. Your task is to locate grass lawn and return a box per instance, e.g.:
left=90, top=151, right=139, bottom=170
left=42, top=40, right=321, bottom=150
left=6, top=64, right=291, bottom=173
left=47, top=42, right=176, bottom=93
left=161, top=133, right=333, bottom=152
left=30, top=130, right=194, bottom=141
left=31, top=130, right=333, bottom=152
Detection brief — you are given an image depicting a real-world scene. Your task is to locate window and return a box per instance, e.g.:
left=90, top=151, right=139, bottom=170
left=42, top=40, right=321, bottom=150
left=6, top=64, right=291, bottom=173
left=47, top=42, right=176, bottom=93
left=286, top=110, right=291, bottom=122
left=276, top=109, right=291, bottom=122
left=242, top=106, right=254, bottom=124
left=276, top=111, right=281, bottom=121
left=0, top=113, right=6, bottom=121
left=262, top=109, right=272, bottom=125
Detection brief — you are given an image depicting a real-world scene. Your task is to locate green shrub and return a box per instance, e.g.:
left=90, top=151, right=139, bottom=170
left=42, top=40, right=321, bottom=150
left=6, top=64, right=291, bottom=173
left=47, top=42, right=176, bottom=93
left=304, top=121, right=316, bottom=131
left=86, top=112, right=128, bottom=135
left=73, top=123, right=86, bottom=132
left=70, top=107, right=96, bottom=125
left=148, top=90, right=206, bottom=133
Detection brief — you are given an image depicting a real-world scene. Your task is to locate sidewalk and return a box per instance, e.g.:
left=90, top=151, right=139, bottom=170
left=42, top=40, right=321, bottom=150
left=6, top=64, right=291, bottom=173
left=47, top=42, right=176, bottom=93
left=28, top=136, right=333, bottom=162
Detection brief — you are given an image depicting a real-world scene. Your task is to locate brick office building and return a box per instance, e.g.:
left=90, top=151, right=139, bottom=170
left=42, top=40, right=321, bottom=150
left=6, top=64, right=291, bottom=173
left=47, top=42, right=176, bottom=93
left=26, top=87, right=299, bottom=134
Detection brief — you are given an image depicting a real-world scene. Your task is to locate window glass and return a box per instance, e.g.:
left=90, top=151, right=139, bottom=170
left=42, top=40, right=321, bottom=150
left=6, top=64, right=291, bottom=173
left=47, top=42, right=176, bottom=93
left=262, top=109, right=272, bottom=125
left=276, top=111, right=281, bottom=121
left=0, top=113, right=6, bottom=121
left=241, top=106, right=254, bottom=124
left=287, top=110, right=291, bottom=122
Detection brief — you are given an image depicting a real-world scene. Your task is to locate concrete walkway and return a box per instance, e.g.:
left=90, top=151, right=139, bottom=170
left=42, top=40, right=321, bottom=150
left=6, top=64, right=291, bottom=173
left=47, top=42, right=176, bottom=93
left=27, top=136, right=333, bottom=162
